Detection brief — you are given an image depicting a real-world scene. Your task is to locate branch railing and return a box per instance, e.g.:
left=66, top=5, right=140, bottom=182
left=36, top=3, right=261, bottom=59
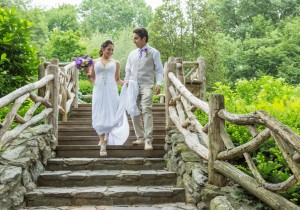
left=0, top=59, right=78, bottom=148
left=165, top=57, right=300, bottom=209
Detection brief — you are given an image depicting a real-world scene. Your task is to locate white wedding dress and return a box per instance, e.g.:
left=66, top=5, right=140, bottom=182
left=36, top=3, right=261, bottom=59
left=92, top=59, right=131, bottom=145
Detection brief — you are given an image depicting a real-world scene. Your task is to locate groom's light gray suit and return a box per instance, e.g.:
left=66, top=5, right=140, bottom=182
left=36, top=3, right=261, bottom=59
left=125, top=44, right=164, bottom=143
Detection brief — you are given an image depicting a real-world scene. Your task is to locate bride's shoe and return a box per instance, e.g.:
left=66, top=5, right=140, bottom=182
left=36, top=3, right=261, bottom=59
left=99, top=145, right=107, bottom=157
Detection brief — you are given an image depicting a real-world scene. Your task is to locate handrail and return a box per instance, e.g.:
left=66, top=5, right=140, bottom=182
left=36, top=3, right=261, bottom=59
left=0, top=59, right=79, bottom=148
left=164, top=57, right=300, bottom=210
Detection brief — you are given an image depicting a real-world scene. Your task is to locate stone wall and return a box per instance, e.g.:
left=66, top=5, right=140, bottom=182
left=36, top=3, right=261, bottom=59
left=0, top=125, right=57, bottom=210
left=164, top=129, right=264, bottom=210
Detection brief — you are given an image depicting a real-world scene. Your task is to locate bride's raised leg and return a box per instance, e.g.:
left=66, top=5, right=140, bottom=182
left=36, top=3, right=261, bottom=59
left=98, top=135, right=107, bottom=157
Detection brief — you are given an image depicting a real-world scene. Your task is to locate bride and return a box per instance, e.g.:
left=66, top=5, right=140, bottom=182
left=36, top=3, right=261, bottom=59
left=88, top=40, right=129, bottom=157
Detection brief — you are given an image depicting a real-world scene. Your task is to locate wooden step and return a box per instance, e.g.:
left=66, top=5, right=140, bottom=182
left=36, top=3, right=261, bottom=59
left=46, top=157, right=166, bottom=171
left=38, top=170, right=176, bottom=187
left=26, top=186, right=185, bottom=207
left=56, top=145, right=165, bottom=158
left=58, top=135, right=166, bottom=145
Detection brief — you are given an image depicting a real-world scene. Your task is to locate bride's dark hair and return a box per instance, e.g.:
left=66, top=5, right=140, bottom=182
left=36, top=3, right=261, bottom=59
left=99, top=40, right=114, bottom=56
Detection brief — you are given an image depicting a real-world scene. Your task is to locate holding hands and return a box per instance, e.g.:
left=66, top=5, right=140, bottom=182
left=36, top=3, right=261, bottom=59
left=155, top=84, right=161, bottom=95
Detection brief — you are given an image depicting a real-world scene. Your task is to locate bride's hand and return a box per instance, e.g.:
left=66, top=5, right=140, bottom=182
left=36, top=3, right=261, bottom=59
left=123, top=81, right=129, bottom=87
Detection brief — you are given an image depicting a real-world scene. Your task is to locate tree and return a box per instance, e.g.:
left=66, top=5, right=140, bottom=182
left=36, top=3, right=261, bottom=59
left=79, top=0, right=153, bottom=35
left=148, top=0, right=185, bottom=62
left=45, top=4, right=79, bottom=32
left=276, top=16, right=300, bottom=84
left=0, top=7, right=39, bottom=97
left=0, top=0, right=31, bottom=11
left=208, top=0, right=300, bottom=39
left=22, top=8, right=49, bottom=56
left=43, top=29, right=86, bottom=62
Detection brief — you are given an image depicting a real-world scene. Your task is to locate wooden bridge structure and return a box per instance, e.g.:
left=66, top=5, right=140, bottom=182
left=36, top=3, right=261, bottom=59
left=0, top=57, right=300, bottom=209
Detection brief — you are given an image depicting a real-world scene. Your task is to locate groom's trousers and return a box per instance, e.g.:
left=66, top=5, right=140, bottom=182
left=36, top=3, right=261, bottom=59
left=132, top=84, right=153, bottom=142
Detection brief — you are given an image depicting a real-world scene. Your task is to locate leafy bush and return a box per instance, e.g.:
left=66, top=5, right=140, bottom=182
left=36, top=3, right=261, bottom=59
left=78, top=79, right=93, bottom=103
left=0, top=7, right=39, bottom=97
left=202, top=76, right=300, bottom=203
left=43, top=29, right=86, bottom=62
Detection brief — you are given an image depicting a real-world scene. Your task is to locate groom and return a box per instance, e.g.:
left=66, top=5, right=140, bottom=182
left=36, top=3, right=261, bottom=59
left=124, top=27, right=164, bottom=150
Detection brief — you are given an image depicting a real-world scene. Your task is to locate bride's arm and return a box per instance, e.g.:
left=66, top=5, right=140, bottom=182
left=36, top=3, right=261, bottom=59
left=87, top=65, right=95, bottom=83
left=115, top=61, right=124, bottom=86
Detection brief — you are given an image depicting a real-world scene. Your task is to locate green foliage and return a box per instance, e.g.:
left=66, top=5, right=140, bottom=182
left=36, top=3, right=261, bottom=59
left=148, top=0, right=185, bottom=63
left=79, top=0, right=153, bottom=35
left=79, top=79, right=93, bottom=95
left=80, top=28, right=135, bottom=79
left=209, top=0, right=300, bottom=39
left=0, top=98, right=44, bottom=130
left=211, top=76, right=300, bottom=203
left=0, top=7, right=39, bottom=97
left=44, top=29, right=86, bottom=62
left=0, top=0, right=31, bottom=11
left=45, top=4, right=79, bottom=32
left=78, top=79, right=93, bottom=103
left=23, top=8, right=49, bottom=55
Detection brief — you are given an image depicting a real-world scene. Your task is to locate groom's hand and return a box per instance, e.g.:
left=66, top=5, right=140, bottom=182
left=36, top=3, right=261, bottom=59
left=155, top=84, right=161, bottom=95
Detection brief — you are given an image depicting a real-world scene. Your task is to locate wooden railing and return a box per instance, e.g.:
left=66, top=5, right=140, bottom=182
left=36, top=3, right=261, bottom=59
left=165, top=57, right=300, bottom=210
left=0, top=59, right=78, bottom=148
left=1, top=56, right=300, bottom=209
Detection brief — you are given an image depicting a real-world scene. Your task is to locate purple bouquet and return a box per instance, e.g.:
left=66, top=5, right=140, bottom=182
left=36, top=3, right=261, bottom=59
left=75, top=55, right=94, bottom=70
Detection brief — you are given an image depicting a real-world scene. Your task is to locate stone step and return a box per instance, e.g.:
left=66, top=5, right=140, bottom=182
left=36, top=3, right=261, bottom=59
left=38, top=170, right=176, bottom=187
left=58, top=121, right=166, bottom=126
left=56, top=145, right=165, bottom=158
left=58, top=125, right=165, bottom=130
left=69, top=113, right=165, bottom=118
left=21, top=202, right=197, bottom=210
left=78, top=103, right=165, bottom=108
left=26, top=186, right=185, bottom=207
left=58, top=135, right=166, bottom=146
left=59, top=116, right=166, bottom=125
left=58, top=128, right=166, bottom=136
left=71, top=107, right=166, bottom=112
left=46, top=158, right=166, bottom=171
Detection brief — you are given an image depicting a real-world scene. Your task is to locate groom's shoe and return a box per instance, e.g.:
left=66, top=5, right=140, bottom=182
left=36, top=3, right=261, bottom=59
left=144, top=139, right=153, bottom=150
left=132, top=139, right=145, bottom=145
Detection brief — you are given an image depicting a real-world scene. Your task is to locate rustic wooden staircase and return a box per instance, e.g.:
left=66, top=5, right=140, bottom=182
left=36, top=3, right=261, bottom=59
left=56, top=103, right=166, bottom=157
left=25, top=103, right=194, bottom=208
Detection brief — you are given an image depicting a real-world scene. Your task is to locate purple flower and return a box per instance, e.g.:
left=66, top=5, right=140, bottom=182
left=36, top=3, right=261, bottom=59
left=75, top=55, right=94, bottom=70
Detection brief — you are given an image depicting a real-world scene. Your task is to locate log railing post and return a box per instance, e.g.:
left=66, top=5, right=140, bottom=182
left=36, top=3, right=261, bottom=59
left=38, top=57, right=46, bottom=97
left=208, top=94, right=226, bottom=187
left=60, top=67, right=68, bottom=122
left=72, top=67, right=79, bottom=108
left=197, top=57, right=206, bottom=102
left=175, top=57, right=185, bottom=85
left=46, top=60, right=60, bottom=139
left=73, top=57, right=79, bottom=108
left=165, top=57, right=176, bottom=130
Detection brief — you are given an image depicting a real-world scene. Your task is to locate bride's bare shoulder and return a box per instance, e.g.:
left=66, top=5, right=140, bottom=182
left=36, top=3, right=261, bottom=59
left=112, top=58, right=120, bottom=65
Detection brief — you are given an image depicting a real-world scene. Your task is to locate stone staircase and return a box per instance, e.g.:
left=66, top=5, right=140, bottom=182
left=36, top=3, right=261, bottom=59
left=56, top=103, right=166, bottom=158
left=25, top=103, right=195, bottom=209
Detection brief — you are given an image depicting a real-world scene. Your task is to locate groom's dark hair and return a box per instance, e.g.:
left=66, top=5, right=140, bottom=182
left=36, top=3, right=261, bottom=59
left=133, top=27, right=148, bottom=42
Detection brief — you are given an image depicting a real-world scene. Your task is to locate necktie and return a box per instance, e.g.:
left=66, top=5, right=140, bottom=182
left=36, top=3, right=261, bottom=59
left=138, top=48, right=143, bottom=59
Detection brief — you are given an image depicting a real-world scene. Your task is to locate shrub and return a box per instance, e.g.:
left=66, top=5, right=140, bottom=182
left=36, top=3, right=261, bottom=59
left=200, top=76, right=300, bottom=203
left=0, top=7, right=39, bottom=97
